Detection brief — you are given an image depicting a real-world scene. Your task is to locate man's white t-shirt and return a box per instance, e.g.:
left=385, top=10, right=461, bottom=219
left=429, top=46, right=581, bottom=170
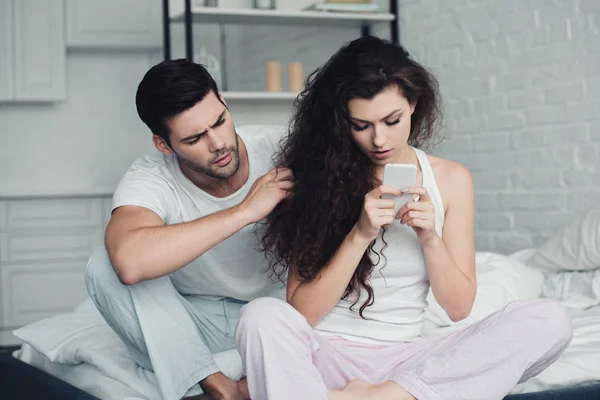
left=112, top=125, right=287, bottom=301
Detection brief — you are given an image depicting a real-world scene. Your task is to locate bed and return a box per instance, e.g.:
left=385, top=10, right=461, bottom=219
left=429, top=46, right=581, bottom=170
left=9, top=206, right=600, bottom=399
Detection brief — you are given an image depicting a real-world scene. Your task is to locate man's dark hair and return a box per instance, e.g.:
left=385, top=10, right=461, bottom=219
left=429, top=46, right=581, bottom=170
left=135, top=59, right=223, bottom=145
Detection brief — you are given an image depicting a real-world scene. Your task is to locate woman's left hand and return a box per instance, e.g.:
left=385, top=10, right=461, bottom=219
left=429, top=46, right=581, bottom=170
left=396, top=186, right=440, bottom=247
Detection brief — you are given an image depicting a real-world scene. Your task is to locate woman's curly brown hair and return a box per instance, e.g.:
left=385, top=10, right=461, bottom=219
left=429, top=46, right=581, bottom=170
left=261, top=36, right=443, bottom=318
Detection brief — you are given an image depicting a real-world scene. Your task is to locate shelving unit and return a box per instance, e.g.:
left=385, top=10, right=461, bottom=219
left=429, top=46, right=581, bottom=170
left=169, top=7, right=396, bottom=27
left=221, top=91, right=299, bottom=100
left=162, top=0, right=399, bottom=100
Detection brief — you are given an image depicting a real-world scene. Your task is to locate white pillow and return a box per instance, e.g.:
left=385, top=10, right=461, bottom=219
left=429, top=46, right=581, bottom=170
left=14, top=298, right=244, bottom=398
left=13, top=298, right=106, bottom=363
left=422, top=251, right=545, bottom=335
left=531, top=206, right=600, bottom=271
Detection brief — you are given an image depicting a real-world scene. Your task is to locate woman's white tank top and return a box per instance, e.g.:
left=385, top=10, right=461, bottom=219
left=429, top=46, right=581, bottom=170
left=315, top=147, right=445, bottom=343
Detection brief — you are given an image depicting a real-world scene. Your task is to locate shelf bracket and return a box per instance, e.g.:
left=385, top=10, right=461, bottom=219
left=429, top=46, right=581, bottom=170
left=390, top=0, right=399, bottom=44
left=163, top=0, right=171, bottom=60
left=361, top=23, right=370, bottom=38
left=185, top=0, right=194, bottom=61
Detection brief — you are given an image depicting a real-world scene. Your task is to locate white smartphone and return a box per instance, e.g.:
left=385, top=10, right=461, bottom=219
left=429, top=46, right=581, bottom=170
left=382, top=163, right=418, bottom=216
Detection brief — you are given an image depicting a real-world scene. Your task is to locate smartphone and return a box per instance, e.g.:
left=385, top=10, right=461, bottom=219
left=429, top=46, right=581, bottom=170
left=382, top=163, right=418, bottom=216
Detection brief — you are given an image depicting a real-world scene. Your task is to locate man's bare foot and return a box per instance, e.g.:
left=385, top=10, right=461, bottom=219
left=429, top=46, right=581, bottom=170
left=238, top=377, right=250, bottom=400
left=200, top=372, right=244, bottom=400
left=183, top=394, right=211, bottom=399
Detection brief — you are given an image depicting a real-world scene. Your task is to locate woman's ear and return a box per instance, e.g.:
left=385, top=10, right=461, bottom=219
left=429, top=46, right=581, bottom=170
left=410, top=101, right=417, bottom=115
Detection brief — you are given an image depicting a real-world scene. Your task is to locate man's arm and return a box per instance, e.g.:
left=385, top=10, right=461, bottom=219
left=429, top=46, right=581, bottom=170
left=106, top=167, right=293, bottom=285
left=105, top=204, right=253, bottom=285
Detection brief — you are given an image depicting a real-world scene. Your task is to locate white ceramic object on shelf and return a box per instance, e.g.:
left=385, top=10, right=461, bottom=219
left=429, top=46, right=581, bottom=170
left=192, top=0, right=251, bottom=8
left=194, top=48, right=222, bottom=89
left=253, top=0, right=275, bottom=9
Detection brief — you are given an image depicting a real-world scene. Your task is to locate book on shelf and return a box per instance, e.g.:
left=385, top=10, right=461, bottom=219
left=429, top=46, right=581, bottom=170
left=305, top=2, right=380, bottom=13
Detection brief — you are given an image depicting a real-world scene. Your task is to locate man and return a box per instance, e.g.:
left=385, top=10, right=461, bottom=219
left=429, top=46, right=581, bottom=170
left=85, top=59, right=293, bottom=400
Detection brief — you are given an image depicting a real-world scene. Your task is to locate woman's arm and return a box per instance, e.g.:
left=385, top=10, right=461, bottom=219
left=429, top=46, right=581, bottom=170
left=286, top=227, right=371, bottom=327
left=400, top=161, right=476, bottom=321
left=286, top=185, right=401, bottom=326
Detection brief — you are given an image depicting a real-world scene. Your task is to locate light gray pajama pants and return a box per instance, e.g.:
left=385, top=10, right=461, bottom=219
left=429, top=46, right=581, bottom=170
left=84, top=247, right=245, bottom=400
left=236, top=297, right=573, bottom=400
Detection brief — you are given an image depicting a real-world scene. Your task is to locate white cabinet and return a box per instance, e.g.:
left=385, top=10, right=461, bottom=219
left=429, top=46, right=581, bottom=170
left=1, top=261, right=90, bottom=328
left=0, top=0, right=66, bottom=102
left=66, top=0, right=162, bottom=49
left=0, top=197, right=108, bottom=345
left=14, top=0, right=66, bottom=101
left=0, top=0, right=14, bottom=100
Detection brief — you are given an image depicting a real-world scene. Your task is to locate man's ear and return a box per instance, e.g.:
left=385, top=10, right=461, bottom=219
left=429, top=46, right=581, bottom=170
left=152, top=135, right=174, bottom=156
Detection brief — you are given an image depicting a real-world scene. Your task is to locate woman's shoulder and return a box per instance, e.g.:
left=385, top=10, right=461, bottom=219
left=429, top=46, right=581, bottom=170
left=425, top=154, right=473, bottom=207
left=426, top=154, right=471, bottom=180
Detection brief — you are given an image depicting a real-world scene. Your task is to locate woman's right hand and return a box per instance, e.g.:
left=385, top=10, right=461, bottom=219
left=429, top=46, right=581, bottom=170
left=354, top=185, right=402, bottom=242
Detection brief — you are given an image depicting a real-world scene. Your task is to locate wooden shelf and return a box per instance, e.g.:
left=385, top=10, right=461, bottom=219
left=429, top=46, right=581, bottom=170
left=170, top=7, right=395, bottom=28
left=222, top=91, right=299, bottom=100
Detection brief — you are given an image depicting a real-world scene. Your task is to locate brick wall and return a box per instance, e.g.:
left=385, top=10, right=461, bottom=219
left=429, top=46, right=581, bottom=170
left=399, top=0, right=600, bottom=253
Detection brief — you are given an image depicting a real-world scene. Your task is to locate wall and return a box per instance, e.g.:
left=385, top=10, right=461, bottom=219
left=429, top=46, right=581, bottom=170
left=399, top=0, right=600, bottom=253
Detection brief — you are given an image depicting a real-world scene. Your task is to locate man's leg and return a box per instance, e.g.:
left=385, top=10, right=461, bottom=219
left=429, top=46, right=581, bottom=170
left=183, top=295, right=248, bottom=398
left=84, top=247, right=239, bottom=400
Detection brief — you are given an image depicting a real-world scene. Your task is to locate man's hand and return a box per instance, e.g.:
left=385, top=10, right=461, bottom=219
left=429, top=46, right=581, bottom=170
left=238, top=167, right=294, bottom=224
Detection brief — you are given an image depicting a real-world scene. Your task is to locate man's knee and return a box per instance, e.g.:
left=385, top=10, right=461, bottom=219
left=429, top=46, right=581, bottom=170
left=84, top=246, right=122, bottom=297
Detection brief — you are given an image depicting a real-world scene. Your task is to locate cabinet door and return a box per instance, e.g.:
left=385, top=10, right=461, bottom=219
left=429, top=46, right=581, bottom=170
left=13, top=0, right=66, bottom=101
left=0, top=0, right=14, bottom=100
left=66, top=0, right=162, bottom=48
left=1, top=261, right=89, bottom=327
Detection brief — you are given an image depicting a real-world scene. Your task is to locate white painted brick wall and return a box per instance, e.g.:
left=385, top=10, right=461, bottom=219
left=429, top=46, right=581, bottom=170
left=400, top=0, right=600, bottom=253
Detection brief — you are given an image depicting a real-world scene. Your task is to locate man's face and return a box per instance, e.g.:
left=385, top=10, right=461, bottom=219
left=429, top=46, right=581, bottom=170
left=161, top=91, right=240, bottom=180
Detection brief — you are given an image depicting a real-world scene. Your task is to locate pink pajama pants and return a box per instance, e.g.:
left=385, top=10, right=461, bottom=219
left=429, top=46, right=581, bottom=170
left=235, top=298, right=572, bottom=400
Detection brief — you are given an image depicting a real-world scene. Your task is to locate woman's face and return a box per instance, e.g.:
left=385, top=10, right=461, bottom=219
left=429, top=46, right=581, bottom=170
left=347, top=85, right=415, bottom=166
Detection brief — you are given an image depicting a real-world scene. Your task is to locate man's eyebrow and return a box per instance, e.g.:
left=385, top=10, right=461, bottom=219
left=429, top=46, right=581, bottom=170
left=180, top=110, right=227, bottom=142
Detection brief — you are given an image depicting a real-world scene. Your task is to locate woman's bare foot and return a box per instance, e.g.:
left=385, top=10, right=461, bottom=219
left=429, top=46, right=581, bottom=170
left=329, top=379, right=416, bottom=400
left=343, top=379, right=371, bottom=395
left=328, top=379, right=370, bottom=400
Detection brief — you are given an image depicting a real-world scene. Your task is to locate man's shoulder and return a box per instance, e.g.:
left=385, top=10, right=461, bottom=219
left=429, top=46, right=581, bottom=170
left=128, top=151, right=169, bottom=174
left=120, top=151, right=176, bottom=186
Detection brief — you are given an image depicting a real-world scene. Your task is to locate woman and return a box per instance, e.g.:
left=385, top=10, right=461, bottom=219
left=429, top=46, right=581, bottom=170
left=235, top=36, right=572, bottom=400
